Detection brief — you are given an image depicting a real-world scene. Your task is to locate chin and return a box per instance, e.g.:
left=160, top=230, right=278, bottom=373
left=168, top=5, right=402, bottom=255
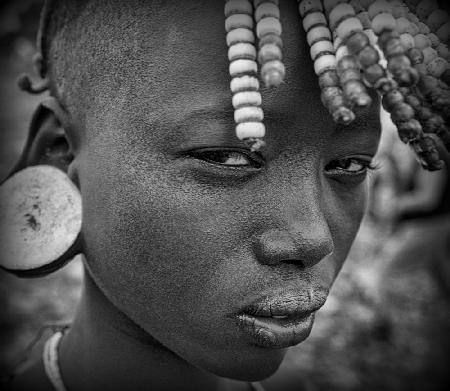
left=202, top=346, right=288, bottom=382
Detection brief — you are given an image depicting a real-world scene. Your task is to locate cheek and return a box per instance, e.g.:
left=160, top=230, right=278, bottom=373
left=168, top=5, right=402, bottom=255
left=78, top=140, right=256, bottom=330
left=326, top=180, right=368, bottom=276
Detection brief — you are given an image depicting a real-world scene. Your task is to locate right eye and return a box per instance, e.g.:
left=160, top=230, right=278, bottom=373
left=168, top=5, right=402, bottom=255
left=189, top=148, right=264, bottom=169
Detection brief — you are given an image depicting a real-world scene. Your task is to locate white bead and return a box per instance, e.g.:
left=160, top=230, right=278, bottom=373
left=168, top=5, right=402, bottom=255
left=306, top=26, right=332, bottom=46
left=228, top=43, right=257, bottom=61
left=236, top=122, right=266, bottom=139
left=302, top=12, right=327, bottom=33
left=229, top=59, right=258, bottom=77
left=314, top=54, right=337, bottom=75
left=232, top=91, right=262, bottom=108
left=254, top=2, right=280, bottom=22
left=261, top=59, right=285, bottom=83
left=234, top=107, right=264, bottom=123
left=371, top=13, right=396, bottom=35
left=256, top=17, right=282, bottom=38
left=335, top=45, right=349, bottom=62
left=333, top=36, right=343, bottom=50
left=364, top=29, right=378, bottom=46
left=310, top=40, right=335, bottom=61
left=298, top=0, right=323, bottom=17
left=225, top=14, right=254, bottom=32
left=230, top=75, right=260, bottom=93
left=226, top=28, right=255, bottom=46
left=258, top=43, right=283, bottom=63
left=329, top=4, right=356, bottom=31
left=336, top=17, right=363, bottom=40
left=224, top=0, right=253, bottom=17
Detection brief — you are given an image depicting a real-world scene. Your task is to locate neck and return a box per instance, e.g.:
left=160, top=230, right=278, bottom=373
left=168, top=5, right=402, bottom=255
left=58, top=269, right=241, bottom=391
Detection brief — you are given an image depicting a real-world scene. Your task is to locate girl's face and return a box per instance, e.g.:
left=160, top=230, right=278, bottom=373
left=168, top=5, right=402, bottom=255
left=74, top=0, right=381, bottom=381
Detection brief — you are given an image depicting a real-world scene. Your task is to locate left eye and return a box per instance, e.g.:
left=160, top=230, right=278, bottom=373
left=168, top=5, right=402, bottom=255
left=325, top=157, right=374, bottom=174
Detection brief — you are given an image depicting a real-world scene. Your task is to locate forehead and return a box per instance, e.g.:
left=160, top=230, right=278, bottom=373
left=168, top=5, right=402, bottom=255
left=76, top=0, right=379, bottom=149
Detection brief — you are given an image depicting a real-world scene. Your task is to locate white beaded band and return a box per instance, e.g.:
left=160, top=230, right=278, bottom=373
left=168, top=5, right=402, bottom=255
left=43, top=332, right=68, bottom=391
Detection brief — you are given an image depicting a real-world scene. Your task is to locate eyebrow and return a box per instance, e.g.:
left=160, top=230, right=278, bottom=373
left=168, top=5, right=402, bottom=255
left=170, top=106, right=238, bottom=147
left=164, top=105, right=291, bottom=149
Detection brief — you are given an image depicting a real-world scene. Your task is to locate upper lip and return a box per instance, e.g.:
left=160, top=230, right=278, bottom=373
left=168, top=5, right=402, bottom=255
left=239, top=287, right=328, bottom=319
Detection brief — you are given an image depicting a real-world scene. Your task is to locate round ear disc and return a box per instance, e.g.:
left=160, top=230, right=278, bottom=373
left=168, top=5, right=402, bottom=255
left=0, top=165, right=82, bottom=278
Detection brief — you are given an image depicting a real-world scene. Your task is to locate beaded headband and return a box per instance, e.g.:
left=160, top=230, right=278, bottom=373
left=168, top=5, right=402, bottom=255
left=21, top=0, right=450, bottom=171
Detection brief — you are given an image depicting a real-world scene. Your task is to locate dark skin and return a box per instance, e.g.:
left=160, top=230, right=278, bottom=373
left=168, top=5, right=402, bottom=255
left=9, top=1, right=381, bottom=390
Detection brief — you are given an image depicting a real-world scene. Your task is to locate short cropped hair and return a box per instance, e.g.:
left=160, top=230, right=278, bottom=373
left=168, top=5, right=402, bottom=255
left=38, top=0, right=90, bottom=121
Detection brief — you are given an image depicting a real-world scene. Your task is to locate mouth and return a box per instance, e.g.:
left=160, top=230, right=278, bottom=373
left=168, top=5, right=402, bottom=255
left=235, top=289, right=327, bottom=349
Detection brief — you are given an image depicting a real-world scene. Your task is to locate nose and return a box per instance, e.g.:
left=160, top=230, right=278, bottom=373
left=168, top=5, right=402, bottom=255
left=252, top=194, right=335, bottom=268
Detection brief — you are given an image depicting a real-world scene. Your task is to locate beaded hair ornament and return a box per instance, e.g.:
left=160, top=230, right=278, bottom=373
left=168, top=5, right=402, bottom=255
left=19, top=0, right=450, bottom=171
left=224, top=0, right=450, bottom=170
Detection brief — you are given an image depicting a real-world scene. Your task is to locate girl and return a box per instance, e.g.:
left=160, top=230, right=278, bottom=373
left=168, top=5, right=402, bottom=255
left=1, top=0, right=448, bottom=390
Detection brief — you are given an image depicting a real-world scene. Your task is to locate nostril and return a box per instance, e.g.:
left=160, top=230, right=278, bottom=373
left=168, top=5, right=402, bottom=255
left=253, top=227, right=334, bottom=268
left=299, top=241, right=334, bottom=268
left=252, top=229, right=299, bottom=266
left=281, top=258, right=306, bottom=268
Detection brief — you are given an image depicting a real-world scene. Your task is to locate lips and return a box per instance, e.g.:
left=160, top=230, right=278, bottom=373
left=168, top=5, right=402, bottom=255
left=235, top=288, right=328, bottom=349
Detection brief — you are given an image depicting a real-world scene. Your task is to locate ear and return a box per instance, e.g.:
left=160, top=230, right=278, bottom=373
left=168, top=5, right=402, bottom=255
left=8, top=97, right=76, bottom=179
left=0, top=98, right=82, bottom=278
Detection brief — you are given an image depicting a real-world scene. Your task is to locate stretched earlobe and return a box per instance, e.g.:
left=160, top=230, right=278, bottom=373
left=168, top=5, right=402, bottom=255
left=8, top=97, right=73, bottom=178
left=0, top=98, right=82, bottom=278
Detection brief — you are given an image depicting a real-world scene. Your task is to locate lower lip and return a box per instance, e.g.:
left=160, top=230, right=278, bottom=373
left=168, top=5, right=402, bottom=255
left=237, top=312, right=315, bottom=349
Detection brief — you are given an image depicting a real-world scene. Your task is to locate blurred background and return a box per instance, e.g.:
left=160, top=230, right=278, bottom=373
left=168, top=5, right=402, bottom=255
left=0, top=1, right=449, bottom=390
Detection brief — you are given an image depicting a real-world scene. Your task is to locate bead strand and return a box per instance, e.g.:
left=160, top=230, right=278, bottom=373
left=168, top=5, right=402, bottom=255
left=396, top=4, right=450, bottom=157
left=329, top=2, right=373, bottom=107
left=225, top=0, right=266, bottom=151
left=299, top=0, right=356, bottom=124
left=392, top=8, right=450, bottom=134
left=369, top=1, right=420, bottom=87
left=415, top=0, right=450, bottom=45
left=403, top=14, right=450, bottom=116
left=410, top=134, right=444, bottom=170
left=404, top=0, right=450, bottom=84
left=407, top=45, right=450, bottom=118
left=364, top=1, right=443, bottom=169
left=254, top=0, right=286, bottom=87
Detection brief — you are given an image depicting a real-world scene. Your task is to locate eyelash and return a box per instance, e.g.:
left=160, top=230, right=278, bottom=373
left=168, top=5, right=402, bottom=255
left=325, top=158, right=379, bottom=175
left=188, top=149, right=263, bottom=169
